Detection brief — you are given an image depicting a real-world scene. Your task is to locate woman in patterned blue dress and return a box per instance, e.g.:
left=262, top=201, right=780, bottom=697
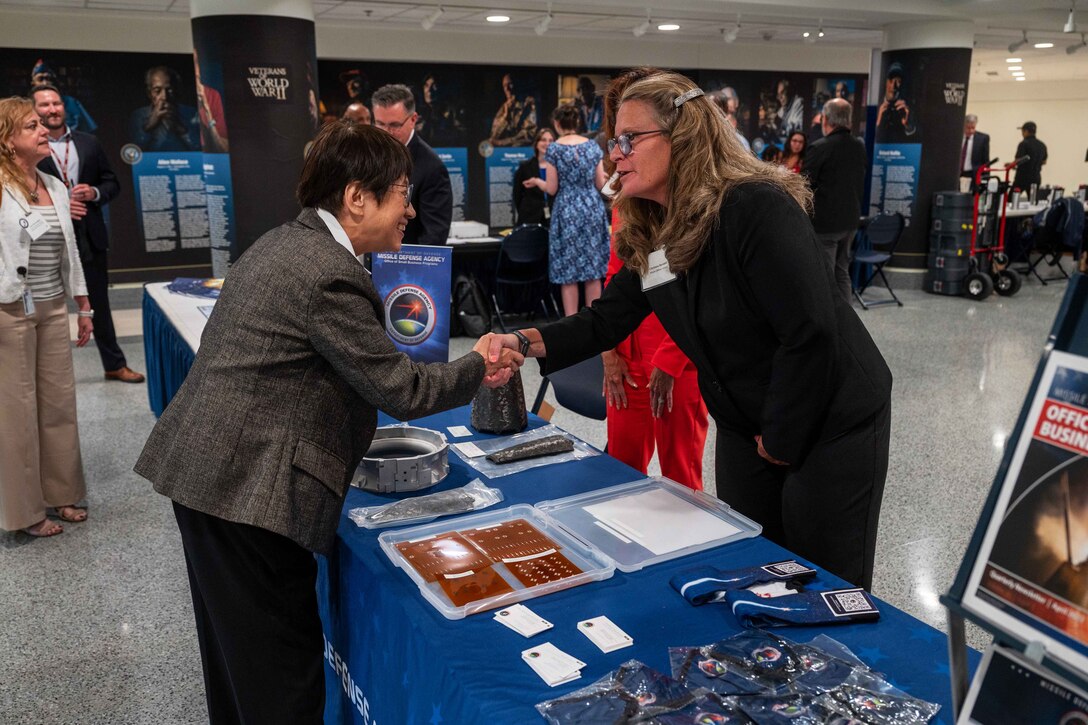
left=523, top=104, right=608, bottom=316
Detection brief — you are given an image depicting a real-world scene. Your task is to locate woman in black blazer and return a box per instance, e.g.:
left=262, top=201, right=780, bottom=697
left=511, top=127, right=554, bottom=225
left=493, top=72, right=891, bottom=590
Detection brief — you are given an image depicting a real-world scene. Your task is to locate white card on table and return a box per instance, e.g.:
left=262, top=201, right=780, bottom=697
left=522, top=642, right=585, bottom=685
left=447, top=425, right=472, bottom=438
left=578, top=615, right=633, bottom=653
left=453, top=441, right=486, bottom=458
left=494, top=604, right=552, bottom=637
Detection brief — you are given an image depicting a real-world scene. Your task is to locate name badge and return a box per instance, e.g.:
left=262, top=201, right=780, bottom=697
left=22, top=287, right=36, bottom=317
left=23, top=211, right=51, bottom=242
left=640, top=248, right=678, bottom=291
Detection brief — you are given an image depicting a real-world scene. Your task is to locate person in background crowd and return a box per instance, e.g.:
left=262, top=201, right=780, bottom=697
left=128, top=66, right=200, bottom=152
left=490, top=73, right=537, bottom=147
left=134, top=122, right=522, bottom=724
left=1013, top=120, right=1047, bottom=192
left=493, top=72, right=892, bottom=590
left=802, top=98, right=867, bottom=303
left=33, top=85, right=144, bottom=384
left=522, top=104, right=608, bottom=316
left=372, top=84, right=452, bottom=245
left=708, top=89, right=752, bottom=154
left=960, top=114, right=990, bottom=185
left=342, top=102, right=371, bottom=125
left=512, top=127, right=554, bottom=226
left=599, top=67, right=709, bottom=490
left=29, top=59, right=96, bottom=134
left=574, top=75, right=604, bottom=138
left=780, top=131, right=807, bottom=173
left=192, top=49, right=229, bottom=153
left=760, top=145, right=782, bottom=164
left=0, top=96, right=94, bottom=537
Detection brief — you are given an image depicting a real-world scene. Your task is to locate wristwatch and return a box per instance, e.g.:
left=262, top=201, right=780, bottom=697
left=512, top=330, right=532, bottom=357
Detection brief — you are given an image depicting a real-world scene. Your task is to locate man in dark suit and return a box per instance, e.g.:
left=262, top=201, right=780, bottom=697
left=960, top=114, right=991, bottom=184
left=33, top=84, right=144, bottom=383
left=372, top=84, right=452, bottom=245
left=802, top=97, right=868, bottom=302
left=134, top=123, right=519, bottom=723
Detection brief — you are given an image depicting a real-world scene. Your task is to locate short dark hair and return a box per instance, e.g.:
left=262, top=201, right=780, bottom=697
left=296, top=121, right=411, bottom=214
left=29, top=84, right=61, bottom=101
left=371, top=84, right=415, bottom=114
left=552, top=103, right=580, bottom=132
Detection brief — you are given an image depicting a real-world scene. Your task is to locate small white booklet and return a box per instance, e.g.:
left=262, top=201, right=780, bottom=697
left=577, top=615, right=633, bottom=653
left=522, top=642, right=584, bottom=687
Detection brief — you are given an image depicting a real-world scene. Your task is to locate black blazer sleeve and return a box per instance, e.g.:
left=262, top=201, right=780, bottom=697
left=537, top=264, right=652, bottom=374
left=512, top=160, right=528, bottom=224
left=85, top=135, right=120, bottom=205
left=974, top=132, right=990, bottom=169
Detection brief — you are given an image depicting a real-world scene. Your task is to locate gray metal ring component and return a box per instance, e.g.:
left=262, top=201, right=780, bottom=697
left=353, top=426, right=449, bottom=494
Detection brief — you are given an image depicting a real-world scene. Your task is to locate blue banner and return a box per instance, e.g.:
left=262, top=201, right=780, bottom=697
left=129, top=151, right=210, bottom=254
left=372, top=245, right=452, bottom=363
left=486, top=147, right=532, bottom=229
left=436, top=147, right=467, bottom=223
left=869, top=143, right=922, bottom=229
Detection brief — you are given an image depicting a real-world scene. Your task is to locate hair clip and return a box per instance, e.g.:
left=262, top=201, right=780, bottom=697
left=674, top=88, right=705, bottom=108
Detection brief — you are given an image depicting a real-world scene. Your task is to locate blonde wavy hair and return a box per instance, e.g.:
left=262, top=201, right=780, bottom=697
left=612, top=72, right=812, bottom=274
left=0, top=97, right=37, bottom=203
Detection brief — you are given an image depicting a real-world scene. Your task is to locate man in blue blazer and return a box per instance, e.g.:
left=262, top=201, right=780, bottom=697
left=33, top=85, right=144, bottom=383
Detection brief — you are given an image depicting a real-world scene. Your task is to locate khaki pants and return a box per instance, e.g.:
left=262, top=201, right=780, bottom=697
left=0, top=296, right=86, bottom=531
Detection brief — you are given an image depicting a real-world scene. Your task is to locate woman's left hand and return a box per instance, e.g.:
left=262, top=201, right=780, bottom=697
left=648, top=367, right=674, bottom=419
left=76, top=317, right=93, bottom=347
left=754, top=435, right=789, bottom=466
left=522, top=178, right=543, bottom=189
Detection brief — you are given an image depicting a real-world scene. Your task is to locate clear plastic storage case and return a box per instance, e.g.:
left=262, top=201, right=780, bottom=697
left=378, top=504, right=616, bottom=619
left=535, top=478, right=762, bottom=572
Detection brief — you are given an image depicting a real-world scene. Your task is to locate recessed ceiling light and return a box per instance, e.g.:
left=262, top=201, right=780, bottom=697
left=1034, top=42, right=1054, bottom=48
left=1007, top=65, right=1022, bottom=70
left=658, top=23, right=680, bottom=31
left=1012, top=70, right=1026, bottom=75
left=1015, top=77, right=1027, bottom=81
left=1005, top=57, right=1022, bottom=62
left=486, top=15, right=510, bottom=23
left=802, top=31, right=811, bottom=37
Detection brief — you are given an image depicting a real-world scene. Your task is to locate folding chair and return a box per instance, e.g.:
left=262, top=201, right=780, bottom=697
left=490, top=224, right=558, bottom=332
left=530, top=355, right=606, bottom=422
left=852, top=212, right=905, bottom=310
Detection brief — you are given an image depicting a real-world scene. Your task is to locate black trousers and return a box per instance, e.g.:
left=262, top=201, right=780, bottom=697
left=81, top=248, right=126, bottom=372
left=172, top=502, right=325, bottom=725
left=714, top=401, right=890, bottom=590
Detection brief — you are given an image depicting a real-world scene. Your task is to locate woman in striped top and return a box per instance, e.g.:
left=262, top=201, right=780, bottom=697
left=0, top=96, right=94, bottom=537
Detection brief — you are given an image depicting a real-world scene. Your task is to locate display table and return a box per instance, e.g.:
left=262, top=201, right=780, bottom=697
left=318, top=407, right=976, bottom=725
left=142, top=282, right=212, bottom=416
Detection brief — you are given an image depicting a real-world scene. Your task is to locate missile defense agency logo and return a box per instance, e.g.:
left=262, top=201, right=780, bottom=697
left=384, top=285, right=436, bottom=346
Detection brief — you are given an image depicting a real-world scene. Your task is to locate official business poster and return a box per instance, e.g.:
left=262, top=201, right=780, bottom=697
left=486, top=148, right=532, bottom=229
left=869, top=143, right=922, bottom=226
left=963, top=350, right=1088, bottom=675
left=436, top=147, right=467, bottom=222
left=959, top=645, right=1088, bottom=724
left=372, top=246, right=452, bottom=364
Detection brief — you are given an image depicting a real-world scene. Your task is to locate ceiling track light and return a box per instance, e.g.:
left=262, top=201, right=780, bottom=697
left=722, top=14, right=740, bottom=43
left=421, top=5, right=443, bottom=31
left=1064, top=3, right=1077, bottom=33
left=534, top=5, right=552, bottom=35
left=1069, top=32, right=1087, bottom=53
left=1008, top=30, right=1028, bottom=53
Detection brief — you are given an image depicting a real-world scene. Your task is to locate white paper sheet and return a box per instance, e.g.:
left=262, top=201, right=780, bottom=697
left=582, top=488, right=741, bottom=556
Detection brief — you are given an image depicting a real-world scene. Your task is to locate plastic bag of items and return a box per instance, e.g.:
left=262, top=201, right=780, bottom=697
left=451, top=424, right=599, bottom=479
left=347, top=479, right=503, bottom=529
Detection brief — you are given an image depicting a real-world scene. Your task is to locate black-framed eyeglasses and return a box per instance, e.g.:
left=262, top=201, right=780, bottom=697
left=374, top=114, right=415, bottom=131
left=392, top=182, right=414, bottom=207
left=606, top=129, right=667, bottom=156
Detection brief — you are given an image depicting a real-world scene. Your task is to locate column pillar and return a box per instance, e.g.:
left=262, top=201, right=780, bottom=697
left=190, top=0, right=319, bottom=275
left=869, top=20, right=974, bottom=270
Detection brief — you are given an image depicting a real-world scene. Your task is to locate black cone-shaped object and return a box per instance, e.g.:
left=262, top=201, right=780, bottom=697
left=471, top=370, right=528, bottom=434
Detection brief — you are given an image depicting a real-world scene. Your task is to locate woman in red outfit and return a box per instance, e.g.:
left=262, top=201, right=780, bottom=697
left=780, top=131, right=806, bottom=173
left=599, top=68, right=709, bottom=490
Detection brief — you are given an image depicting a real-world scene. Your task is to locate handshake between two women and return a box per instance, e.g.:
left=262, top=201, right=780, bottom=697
left=472, top=332, right=528, bottom=388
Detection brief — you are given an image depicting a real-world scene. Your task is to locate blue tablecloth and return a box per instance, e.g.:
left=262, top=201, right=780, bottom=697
left=318, top=408, right=977, bottom=724
left=142, top=288, right=196, bottom=417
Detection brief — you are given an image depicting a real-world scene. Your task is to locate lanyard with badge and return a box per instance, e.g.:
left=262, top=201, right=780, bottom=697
left=13, top=189, right=53, bottom=316
left=50, top=136, right=73, bottom=189
left=640, top=246, right=678, bottom=291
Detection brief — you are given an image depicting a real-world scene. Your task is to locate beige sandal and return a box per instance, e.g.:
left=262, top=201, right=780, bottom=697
left=25, top=519, right=63, bottom=537
left=54, top=506, right=88, bottom=523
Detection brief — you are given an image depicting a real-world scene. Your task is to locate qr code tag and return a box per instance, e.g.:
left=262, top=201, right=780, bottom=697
left=762, top=560, right=817, bottom=579
left=820, top=588, right=879, bottom=619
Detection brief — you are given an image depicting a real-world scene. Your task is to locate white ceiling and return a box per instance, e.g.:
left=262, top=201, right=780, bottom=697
left=2, top=0, right=1086, bottom=81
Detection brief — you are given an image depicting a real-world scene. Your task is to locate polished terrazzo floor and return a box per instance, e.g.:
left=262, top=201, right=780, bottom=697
left=0, top=268, right=1078, bottom=723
